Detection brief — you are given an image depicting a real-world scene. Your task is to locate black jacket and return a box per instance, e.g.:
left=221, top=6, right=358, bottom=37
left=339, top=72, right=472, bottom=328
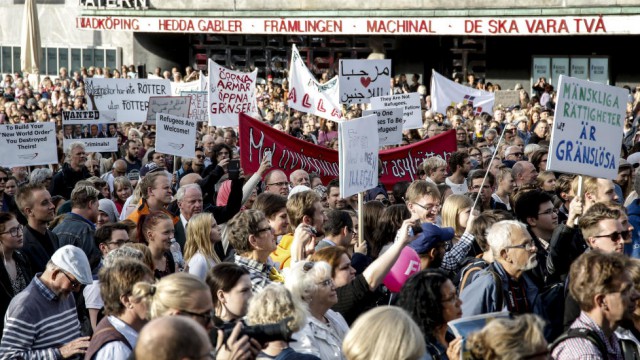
left=49, top=163, right=91, bottom=199
left=22, top=225, right=59, bottom=274
left=0, top=251, right=31, bottom=335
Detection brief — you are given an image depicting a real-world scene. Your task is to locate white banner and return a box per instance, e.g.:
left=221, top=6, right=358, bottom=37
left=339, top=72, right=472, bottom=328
left=547, top=75, right=626, bottom=179
left=430, top=69, right=495, bottom=116
left=0, top=122, right=57, bottom=167
left=200, top=71, right=208, bottom=92
left=338, top=114, right=379, bottom=198
left=208, top=59, right=257, bottom=127
left=370, top=93, right=422, bottom=130
left=84, top=78, right=171, bottom=122
left=61, top=110, right=118, bottom=152
left=146, top=96, right=191, bottom=125
left=181, top=91, right=208, bottom=123
left=288, top=44, right=343, bottom=122
left=362, top=107, right=404, bottom=146
left=155, top=113, right=197, bottom=158
left=170, top=80, right=201, bottom=96
left=339, top=59, right=391, bottom=104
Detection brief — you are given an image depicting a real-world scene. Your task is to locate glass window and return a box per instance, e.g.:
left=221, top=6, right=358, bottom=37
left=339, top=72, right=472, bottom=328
left=15, top=47, right=23, bottom=74
left=71, top=48, right=81, bottom=73
left=59, top=48, right=68, bottom=72
left=94, top=49, right=104, bottom=68
left=47, top=48, right=57, bottom=75
left=106, top=49, right=117, bottom=69
left=2, top=47, right=12, bottom=73
left=83, top=48, right=94, bottom=67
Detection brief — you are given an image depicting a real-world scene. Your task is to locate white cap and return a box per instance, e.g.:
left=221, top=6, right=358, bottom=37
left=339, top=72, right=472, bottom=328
left=288, top=185, right=312, bottom=199
left=51, top=245, right=93, bottom=285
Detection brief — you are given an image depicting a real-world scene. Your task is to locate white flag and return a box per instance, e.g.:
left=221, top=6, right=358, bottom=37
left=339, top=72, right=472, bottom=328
left=288, top=45, right=343, bottom=122
left=430, top=70, right=495, bottom=116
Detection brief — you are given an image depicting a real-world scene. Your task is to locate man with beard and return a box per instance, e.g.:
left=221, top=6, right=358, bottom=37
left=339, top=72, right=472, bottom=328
left=0, top=246, right=92, bottom=358
left=446, top=152, right=471, bottom=195
left=123, top=140, right=142, bottom=175
left=408, top=222, right=455, bottom=270
left=460, top=220, right=542, bottom=316
left=16, top=184, right=59, bottom=274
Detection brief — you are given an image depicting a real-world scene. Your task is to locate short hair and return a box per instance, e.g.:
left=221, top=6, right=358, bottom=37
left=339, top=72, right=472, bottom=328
left=71, top=183, right=100, bottom=209
left=393, top=181, right=411, bottom=204
left=183, top=213, right=220, bottom=265
left=468, top=210, right=515, bottom=252
left=94, top=222, right=130, bottom=248
left=343, top=306, right=426, bottom=360
left=134, top=316, right=209, bottom=360
left=326, top=178, right=340, bottom=194
left=206, top=263, right=250, bottom=310
left=555, top=174, right=575, bottom=199
left=467, top=169, right=495, bottom=188
left=65, top=141, right=85, bottom=161
left=495, top=165, right=512, bottom=184
left=252, top=193, right=288, bottom=219
left=405, top=180, right=440, bottom=204
left=578, top=202, right=621, bottom=240
left=514, top=189, right=553, bottom=224
left=422, top=157, right=447, bottom=177
left=448, top=151, right=469, bottom=173
left=135, top=272, right=210, bottom=319
left=29, top=168, right=53, bottom=186
left=99, top=259, right=152, bottom=316
left=487, top=220, right=529, bottom=258
left=226, top=209, right=267, bottom=255
left=287, top=190, right=320, bottom=227
left=285, top=261, right=333, bottom=303
left=246, top=284, right=307, bottom=333
left=137, top=211, right=172, bottom=244
left=466, top=314, right=547, bottom=360
left=139, top=172, right=168, bottom=200
left=441, top=194, right=474, bottom=236
left=175, top=183, right=201, bottom=203
left=323, top=210, right=353, bottom=236
left=310, top=246, right=350, bottom=278
left=124, top=139, right=138, bottom=150
left=571, top=176, right=598, bottom=199
left=570, top=250, right=628, bottom=311
left=15, top=183, right=46, bottom=214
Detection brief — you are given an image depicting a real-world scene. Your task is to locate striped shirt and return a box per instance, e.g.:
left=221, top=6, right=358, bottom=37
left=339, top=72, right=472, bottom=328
left=0, top=274, right=82, bottom=360
left=234, top=255, right=275, bottom=293
left=551, top=311, right=623, bottom=360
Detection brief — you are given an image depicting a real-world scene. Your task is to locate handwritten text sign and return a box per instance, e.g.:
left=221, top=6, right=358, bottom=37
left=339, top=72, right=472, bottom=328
left=156, top=113, right=197, bottom=158
left=362, top=107, right=404, bottom=146
left=547, top=75, right=626, bottom=179
left=338, top=114, right=379, bottom=198
left=0, top=123, right=57, bottom=167
left=370, top=93, right=422, bottom=130
left=339, top=59, right=391, bottom=104
left=493, top=90, right=521, bottom=110
left=146, top=96, right=191, bottom=125
left=208, top=59, right=257, bottom=127
left=181, top=91, right=208, bottom=123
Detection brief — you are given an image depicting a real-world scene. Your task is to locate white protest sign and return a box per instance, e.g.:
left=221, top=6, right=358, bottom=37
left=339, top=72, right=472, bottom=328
left=493, top=90, right=521, bottom=110
left=338, top=114, right=379, bottom=198
left=155, top=113, right=197, bottom=158
left=547, top=75, right=626, bottom=179
left=146, top=96, right=191, bottom=125
left=288, top=44, right=343, bottom=122
left=61, top=110, right=118, bottom=152
left=208, top=59, right=258, bottom=127
left=181, top=91, right=208, bottom=123
left=84, top=78, right=171, bottom=122
left=171, top=81, right=201, bottom=96
left=370, top=93, right=422, bottom=130
left=0, top=122, right=57, bottom=167
left=362, top=107, right=403, bottom=146
left=339, top=59, right=391, bottom=104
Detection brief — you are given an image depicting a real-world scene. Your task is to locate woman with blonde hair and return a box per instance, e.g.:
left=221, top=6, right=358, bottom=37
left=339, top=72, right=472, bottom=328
left=343, top=306, right=425, bottom=360
left=441, top=194, right=474, bottom=243
left=184, top=213, right=222, bottom=280
left=536, top=170, right=557, bottom=193
left=466, top=314, right=548, bottom=360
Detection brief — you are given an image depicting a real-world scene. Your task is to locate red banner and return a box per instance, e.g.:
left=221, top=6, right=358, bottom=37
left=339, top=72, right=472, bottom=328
left=239, top=113, right=456, bottom=187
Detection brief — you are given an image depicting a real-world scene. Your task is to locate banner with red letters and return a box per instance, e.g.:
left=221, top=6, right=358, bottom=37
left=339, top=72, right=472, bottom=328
left=239, top=114, right=456, bottom=187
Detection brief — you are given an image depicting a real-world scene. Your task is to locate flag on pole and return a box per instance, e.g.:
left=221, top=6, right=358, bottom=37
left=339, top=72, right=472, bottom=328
left=430, top=69, right=495, bottom=116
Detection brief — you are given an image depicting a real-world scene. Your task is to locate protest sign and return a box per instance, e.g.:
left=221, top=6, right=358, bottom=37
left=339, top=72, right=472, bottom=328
left=0, top=122, right=57, bottom=167
left=493, top=90, right=521, bottom=110
left=155, top=113, right=197, bottom=158
left=288, top=44, right=343, bottom=122
left=238, top=113, right=456, bottom=187
left=170, top=80, right=201, bottom=96
left=363, top=107, right=404, bottom=146
left=146, top=96, right=191, bottom=125
left=547, top=75, right=626, bottom=179
left=84, top=78, right=171, bottom=122
left=181, top=91, right=208, bottom=122
left=339, top=59, right=391, bottom=104
left=370, top=93, right=422, bottom=130
left=430, top=69, right=495, bottom=115
left=61, top=110, right=118, bottom=152
left=208, top=59, right=257, bottom=127
left=338, top=115, right=379, bottom=198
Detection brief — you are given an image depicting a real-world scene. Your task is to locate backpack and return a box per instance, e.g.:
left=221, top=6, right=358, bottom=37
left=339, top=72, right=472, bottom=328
left=458, top=261, right=504, bottom=310
left=549, top=328, right=609, bottom=357
left=455, top=255, right=489, bottom=290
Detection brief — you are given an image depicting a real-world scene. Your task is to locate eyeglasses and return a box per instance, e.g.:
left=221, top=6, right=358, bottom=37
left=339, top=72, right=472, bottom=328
left=0, top=224, right=23, bottom=237
left=106, top=239, right=132, bottom=247
left=268, top=181, right=289, bottom=187
left=180, top=309, right=215, bottom=324
left=0, top=177, right=8, bottom=183
left=412, top=202, right=441, bottom=213
left=505, top=240, right=536, bottom=252
left=61, top=271, right=81, bottom=289
left=196, top=155, right=205, bottom=159
left=593, top=231, right=631, bottom=243
left=255, top=226, right=274, bottom=235
left=317, top=278, right=333, bottom=287
left=538, top=208, right=559, bottom=216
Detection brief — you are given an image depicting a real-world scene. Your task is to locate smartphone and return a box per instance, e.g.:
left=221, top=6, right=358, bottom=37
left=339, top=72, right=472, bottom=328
left=264, top=149, right=273, bottom=165
left=228, top=159, right=240, bottom=180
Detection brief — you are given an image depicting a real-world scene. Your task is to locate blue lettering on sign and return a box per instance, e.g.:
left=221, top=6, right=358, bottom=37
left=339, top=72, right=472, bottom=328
left=555, top=139, right=616, bottom=169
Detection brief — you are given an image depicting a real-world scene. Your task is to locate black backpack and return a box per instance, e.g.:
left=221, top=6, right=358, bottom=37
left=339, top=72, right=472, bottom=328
left=549, top=328, right=608, bottom=357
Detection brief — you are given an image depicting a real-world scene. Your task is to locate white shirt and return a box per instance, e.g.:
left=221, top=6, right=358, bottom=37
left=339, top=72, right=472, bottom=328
left=290, top=309, right=349, bottom=360
left=187, top=251, right=216, bottom=281
left=83, top=279, right=103, bottom=310
left=180, top=213, right=189, bottom=229
left=445, top=177, right=468, bottom=195
left=93, top=316, right=138, bottom=360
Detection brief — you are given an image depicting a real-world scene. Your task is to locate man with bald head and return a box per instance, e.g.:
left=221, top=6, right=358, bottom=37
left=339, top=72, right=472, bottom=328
left=504, top=145, right=524, bottom=162
left=264, top=169, right=289, bottom=196
left=512, top=160, right=538, bottom=188
left=289, top=169, right=310, bottom=187
left=135, top=317, right=211, bottom=360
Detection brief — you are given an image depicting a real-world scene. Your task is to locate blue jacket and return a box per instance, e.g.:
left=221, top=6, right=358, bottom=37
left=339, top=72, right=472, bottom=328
left=52, top=213, right=100, bottom=269
left=626, top=199, right=640, bottom=258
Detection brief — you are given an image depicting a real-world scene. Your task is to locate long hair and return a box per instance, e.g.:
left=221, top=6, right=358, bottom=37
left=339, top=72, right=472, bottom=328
left=370, top=205, right=411, bottom=258
left=137, top=211, right=172, bottom=244
left=183, top=213, right=221, bottom=265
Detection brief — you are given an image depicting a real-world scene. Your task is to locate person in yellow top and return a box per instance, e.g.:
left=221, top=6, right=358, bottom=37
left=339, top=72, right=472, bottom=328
left=271, top=189, right=327, bottom=269
left=127, top=167, right=178, bottom=226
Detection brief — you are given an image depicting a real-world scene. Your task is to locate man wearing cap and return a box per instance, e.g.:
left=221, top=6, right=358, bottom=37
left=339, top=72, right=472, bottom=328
left=409, top=222, right=455, bottom=270
left=50, top=142, right=91, bottom=199
left=0, top=245, right=92, bottom=359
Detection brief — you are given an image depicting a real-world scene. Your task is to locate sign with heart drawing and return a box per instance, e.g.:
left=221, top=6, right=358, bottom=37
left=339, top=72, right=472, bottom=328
left=339, top=59, right=391, bottom=105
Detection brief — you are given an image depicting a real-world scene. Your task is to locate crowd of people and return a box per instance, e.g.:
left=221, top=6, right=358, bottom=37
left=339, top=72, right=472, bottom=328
left=2, top=62, right=640, bottom=360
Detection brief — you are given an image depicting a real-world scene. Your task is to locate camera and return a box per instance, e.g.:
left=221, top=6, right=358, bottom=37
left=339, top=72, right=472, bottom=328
left=214, top=317, right=295, bottom=345
left=228, top=159, right=240, bottom=180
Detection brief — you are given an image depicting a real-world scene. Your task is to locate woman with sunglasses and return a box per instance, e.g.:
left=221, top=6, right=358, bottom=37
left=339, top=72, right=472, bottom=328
left=0, top=212, right=30, bottom=335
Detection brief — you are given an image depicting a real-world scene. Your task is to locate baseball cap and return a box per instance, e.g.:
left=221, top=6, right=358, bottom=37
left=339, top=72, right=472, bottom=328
left=51, top=245, right=93, bottom=285
left=409, top=223, right=455, bottom=255
left=288, top=185, right=311, bottom=199
left=140, top=163, right=164, bottom=177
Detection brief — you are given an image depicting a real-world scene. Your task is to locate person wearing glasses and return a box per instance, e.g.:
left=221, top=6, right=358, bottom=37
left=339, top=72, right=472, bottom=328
left=286, top=261, right=350, bottom=360
left=406, top=180, right=442, bottom=225
left=460, top=220, right=542, bottom=317
left=0, top=245, right=93, bottom=359
left=0, top=212, right=31, bottom=336
left=504, top=145, right=524, bottom=162
left=263, top=169, right=290, bottom=197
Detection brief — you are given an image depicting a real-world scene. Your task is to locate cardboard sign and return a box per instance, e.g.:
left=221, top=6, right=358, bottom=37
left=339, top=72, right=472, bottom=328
left=362, top=107, right=404, bottom=146
left=155, top=113, right=197, bottom=158
left=493, top=90, right=521, bottom=110
left=181, top=91, right=208, bottom=123
left=208, top=59, right=257, bottom=127
left=339, top=59, right=391, bottom=104
left=84, top=78, right=171, bottom=122
left=0, top=122, right=57, bottom=167
left=145, top=96, right=191, bottom=125
left=547, top=75, right=626, bottom=179
left=338, top=114, right=380, bottom=197
left=61, top=110, right=118, bottom=152
left=370, top=93, right=422, bottom=130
